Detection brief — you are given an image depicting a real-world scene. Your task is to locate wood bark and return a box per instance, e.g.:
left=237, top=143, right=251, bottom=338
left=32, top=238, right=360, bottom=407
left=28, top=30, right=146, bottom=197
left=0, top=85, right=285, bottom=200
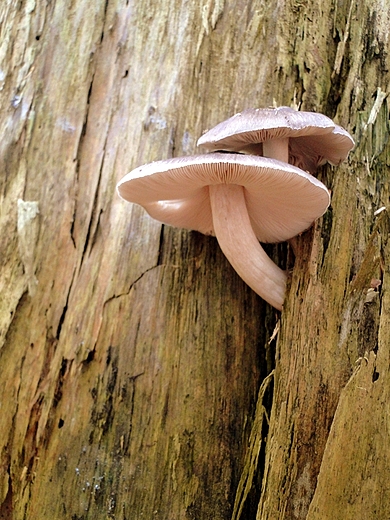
left=0, top=0, right=389, bottom=519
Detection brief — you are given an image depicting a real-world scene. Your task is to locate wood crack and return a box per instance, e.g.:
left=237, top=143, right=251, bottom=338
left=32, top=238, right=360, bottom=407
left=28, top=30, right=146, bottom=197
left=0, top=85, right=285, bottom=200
left=103, top=264, right=166, bottom=307
left=55, top=270, right=75, bottom=340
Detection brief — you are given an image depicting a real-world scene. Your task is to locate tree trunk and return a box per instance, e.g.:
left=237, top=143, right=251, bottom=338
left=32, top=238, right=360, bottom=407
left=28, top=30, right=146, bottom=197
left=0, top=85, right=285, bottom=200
left=0, top=1, right=388, bottom=519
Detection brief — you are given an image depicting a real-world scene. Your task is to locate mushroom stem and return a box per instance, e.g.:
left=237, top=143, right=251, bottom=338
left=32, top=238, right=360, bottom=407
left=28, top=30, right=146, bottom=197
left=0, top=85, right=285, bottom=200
left=209, top=184, right=287, bottom=310
left=263, top=137, right=289, bottom=162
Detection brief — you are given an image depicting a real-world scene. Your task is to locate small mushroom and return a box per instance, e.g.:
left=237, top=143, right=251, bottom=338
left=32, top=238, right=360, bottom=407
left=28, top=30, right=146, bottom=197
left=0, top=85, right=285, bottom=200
left=117, top=153, right=330, bottom=310
left=197, top=106, right=354, bottom=173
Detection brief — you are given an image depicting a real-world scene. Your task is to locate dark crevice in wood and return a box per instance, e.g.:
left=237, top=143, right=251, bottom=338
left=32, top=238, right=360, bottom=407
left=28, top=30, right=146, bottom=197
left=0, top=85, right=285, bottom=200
left=0, top=468, right=13, bottom=520
left=55, top=271, right=75, bottom=340
left=79, top=146, right=106, bottom=266
left=156, top=225, right=165, bottom=266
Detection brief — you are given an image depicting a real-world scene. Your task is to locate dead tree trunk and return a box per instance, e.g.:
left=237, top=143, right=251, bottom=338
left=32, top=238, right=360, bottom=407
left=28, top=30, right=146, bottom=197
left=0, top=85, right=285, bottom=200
left=0, top=1, right=389, bottom=519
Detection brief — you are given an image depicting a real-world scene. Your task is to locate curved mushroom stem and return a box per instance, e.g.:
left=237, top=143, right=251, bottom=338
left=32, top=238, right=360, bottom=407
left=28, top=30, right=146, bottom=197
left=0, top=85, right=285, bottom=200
left=209, top=184, right=287, bottom=310
left=263, top=137, right=289, bottom=162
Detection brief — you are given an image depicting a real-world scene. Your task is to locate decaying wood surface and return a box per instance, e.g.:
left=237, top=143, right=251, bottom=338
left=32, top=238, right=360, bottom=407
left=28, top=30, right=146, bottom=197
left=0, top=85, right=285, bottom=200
left=0, top=0, right=389, bottom=519
left=255, top=2, right=390, bottom=518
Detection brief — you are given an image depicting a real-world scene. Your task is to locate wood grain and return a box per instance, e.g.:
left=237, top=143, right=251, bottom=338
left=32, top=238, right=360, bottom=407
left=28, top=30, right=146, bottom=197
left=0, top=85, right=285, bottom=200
left=0, top=0, right=389, bottom=519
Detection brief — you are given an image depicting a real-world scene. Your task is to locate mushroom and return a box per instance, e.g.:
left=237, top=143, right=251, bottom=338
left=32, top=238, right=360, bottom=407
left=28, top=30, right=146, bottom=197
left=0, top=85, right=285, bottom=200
left=117, top=153, right=330, bottom=310
left=197, top=106, right=354, bottom=173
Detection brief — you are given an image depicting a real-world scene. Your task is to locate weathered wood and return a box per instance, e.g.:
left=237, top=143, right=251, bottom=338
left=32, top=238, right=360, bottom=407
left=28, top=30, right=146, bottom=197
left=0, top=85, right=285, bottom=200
left=255, top=1, right=390, bottom=518
left=1, top=0, right=389, bottom=519
left=0, top=1, right=273, bottom=518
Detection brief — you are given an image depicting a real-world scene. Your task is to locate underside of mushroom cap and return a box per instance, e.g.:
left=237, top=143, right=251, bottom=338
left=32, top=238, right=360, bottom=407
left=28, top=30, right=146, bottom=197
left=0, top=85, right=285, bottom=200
left=117, top=153, right=330, bottom=243
left=289, top=125, right=355, bottom=171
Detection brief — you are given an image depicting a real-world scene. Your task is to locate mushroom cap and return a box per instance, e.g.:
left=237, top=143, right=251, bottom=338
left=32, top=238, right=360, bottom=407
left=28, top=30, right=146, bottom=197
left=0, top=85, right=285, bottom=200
left=117, top=153, right=330, bottom=243
left=197, top=107, right=355, bottom=172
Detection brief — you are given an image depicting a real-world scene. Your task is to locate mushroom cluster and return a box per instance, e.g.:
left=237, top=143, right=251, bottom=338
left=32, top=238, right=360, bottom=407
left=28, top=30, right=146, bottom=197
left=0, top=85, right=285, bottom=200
left=117, top=106, right=354, bottom=310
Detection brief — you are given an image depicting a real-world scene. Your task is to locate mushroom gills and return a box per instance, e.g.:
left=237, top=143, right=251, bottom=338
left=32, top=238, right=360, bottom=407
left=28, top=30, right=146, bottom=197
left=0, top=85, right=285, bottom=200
left=209, top=183, right=287, bottom=310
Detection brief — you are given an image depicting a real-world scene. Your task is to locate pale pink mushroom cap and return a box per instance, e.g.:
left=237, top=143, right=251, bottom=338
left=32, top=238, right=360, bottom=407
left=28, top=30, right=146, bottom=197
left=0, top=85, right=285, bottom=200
left=117, top=153, right=330, bottom=243
left=197, top=107, right=354, bottom=173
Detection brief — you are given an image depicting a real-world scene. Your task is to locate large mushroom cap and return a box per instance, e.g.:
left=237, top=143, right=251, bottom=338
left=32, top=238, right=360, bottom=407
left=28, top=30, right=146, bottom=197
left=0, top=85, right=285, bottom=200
left=197, top=107, right=355, bottom=172
left=117, top=153, right=330, bottom=243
